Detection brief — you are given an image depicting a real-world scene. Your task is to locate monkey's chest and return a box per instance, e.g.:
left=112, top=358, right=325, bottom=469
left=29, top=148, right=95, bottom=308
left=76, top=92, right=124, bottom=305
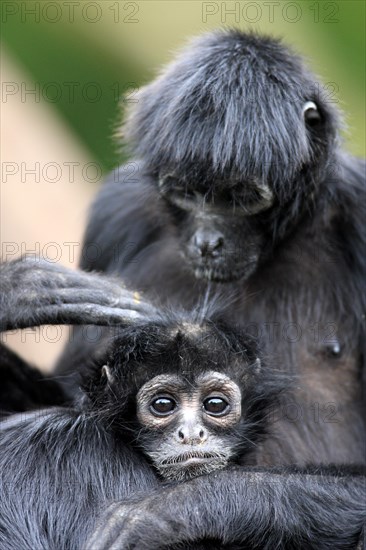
left=234, top=298, right=364, bottom=464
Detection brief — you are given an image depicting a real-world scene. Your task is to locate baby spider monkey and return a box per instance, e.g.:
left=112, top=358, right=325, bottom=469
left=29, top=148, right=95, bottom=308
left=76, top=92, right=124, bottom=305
left=83, top=314, right=280, bottom=484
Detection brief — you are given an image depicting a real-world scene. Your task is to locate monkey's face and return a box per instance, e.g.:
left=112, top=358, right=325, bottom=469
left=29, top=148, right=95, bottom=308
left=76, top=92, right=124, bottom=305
left=136, top=371, right=243, bottom=481
left=90, top=318, right=276, bottom=480
left=159, top=173, right=272, bottom=282
left=156, top=94, right=332, bottom=284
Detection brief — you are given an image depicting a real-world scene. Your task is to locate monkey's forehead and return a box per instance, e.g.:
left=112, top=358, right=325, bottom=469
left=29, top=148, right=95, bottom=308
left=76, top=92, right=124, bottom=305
left=137, top=371, right=241, bottom=399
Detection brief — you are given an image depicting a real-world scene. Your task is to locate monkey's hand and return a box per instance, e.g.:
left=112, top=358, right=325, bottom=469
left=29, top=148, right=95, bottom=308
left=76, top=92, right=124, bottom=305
left=0, top=257, right=158, bottom=332
left=85, top=495, right=193, bottom=550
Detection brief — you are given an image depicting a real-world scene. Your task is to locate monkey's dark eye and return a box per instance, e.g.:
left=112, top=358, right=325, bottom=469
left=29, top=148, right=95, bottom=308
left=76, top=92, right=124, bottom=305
left=159, top=174, right=177, bottom=189
left=172, top=187, right=196, bottom=200
left=203, top=397, right=229, bottom=416
left=150, top=397, right=176, bottom=416
left=159, top=175, right=179, bottom=196
left=159, top=175, right=197, bottom=204
left=303, top=101, right=322, bottom=127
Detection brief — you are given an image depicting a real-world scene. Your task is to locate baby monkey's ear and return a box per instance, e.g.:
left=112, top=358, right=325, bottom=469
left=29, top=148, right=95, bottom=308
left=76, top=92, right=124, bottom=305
left=101, top=364, right=115, bottom=384
left=253, top=358, right=261, bottom=374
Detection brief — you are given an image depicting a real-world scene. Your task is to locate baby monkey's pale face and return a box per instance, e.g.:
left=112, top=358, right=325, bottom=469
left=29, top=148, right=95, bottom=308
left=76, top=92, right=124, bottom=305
left=136, top=371, right=242, bottom=481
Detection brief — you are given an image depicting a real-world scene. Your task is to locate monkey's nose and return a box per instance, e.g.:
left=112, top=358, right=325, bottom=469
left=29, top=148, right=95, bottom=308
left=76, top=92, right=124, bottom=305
left=193, top=229, right=224, bottom=258
left=177, top=426, right=207, bottom=444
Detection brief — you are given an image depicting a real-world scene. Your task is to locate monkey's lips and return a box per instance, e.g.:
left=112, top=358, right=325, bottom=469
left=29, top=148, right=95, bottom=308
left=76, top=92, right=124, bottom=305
left=161, top=451, right=220, bottom=467
left=185, top=249, right=259, bottom=283
left=192, top=262, right=256, bottom=283
left=154, top=450, right=229, bottom=480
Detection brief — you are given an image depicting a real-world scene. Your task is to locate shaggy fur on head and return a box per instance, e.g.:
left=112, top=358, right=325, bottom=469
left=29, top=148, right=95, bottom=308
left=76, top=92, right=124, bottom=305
left=123, top=29, right=339, bottom=211
left=82, top=308, right=283, bottom=454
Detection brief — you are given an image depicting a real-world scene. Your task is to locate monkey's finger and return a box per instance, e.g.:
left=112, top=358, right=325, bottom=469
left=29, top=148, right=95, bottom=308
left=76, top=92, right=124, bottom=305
left=85, top=524, right=119, bottom=550
left=85, top=503, right=131, bottom=550
left=1, top=257, right=129, bottom=295
left=106, top=527, right=156, bottom=550
left=16, top=288, right=157, bottom=314
left=101, top=507, right=176, bottom=550
left=46, top=303, right=154, bottom=326
left=1, top=304, right=153, bottom=331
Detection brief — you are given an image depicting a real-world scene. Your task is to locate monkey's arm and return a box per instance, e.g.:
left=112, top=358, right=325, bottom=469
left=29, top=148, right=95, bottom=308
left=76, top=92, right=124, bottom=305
left=0, top=343, right=66, bottom=414
left=0, top=409, right=159, bottom=550
left=87, top=466, right=366, bottom=549
left=0, top=257, right=157, bottom=332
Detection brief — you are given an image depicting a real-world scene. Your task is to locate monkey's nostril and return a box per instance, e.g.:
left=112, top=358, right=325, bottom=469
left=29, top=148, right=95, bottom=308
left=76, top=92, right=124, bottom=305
left=178, top=430, right=185, bottom=440
left=200, top=244, right=209, bottom=257
left=193, top=232, right=224, bottom=258
left=199, top=430, right=205, bottom=439
left=214, top=237, right=224, bottom=250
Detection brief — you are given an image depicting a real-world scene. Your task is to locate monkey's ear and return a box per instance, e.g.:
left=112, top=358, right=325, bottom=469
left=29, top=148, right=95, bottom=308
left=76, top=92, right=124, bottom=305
left=253, top=358, right=261, bottom=374
left=101, top=364, right=114, bottom=384
left=303, top=101, right=322, bottom=126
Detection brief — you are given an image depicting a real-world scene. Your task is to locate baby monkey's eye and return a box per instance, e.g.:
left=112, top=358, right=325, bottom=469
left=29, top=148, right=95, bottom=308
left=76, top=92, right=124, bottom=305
left=203, top=397, right=230, bottom=416
left=150, top=397, right=176, bottom=416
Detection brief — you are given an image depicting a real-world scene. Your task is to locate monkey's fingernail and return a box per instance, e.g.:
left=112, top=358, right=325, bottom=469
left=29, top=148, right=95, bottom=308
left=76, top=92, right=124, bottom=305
left=133, top=291, right=141, bottom=304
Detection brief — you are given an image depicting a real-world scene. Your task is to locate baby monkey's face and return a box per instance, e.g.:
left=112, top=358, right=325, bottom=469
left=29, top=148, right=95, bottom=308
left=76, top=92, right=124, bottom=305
left=136, top=371, right=243, bottom=481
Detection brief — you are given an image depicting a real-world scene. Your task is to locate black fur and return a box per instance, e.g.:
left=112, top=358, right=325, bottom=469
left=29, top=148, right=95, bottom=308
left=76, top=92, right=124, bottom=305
left=55, top=28, right=366, bottom=546
left=0, top=343, right=65, bottom=417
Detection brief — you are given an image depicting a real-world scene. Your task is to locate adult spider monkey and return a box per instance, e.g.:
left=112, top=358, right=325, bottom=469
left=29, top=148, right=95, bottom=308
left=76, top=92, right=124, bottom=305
left=54, top=28, right=366, bottom=547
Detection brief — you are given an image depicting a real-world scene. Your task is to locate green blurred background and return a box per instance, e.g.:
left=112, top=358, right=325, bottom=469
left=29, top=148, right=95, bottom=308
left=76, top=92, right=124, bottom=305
left=2, top=0, right=365, bottom=172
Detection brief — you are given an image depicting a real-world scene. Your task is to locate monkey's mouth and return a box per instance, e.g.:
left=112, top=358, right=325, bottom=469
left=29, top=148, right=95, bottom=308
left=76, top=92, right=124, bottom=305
left=184, top=248, right=259, bottom=283
left=161, top=451, right=220, bottom=466
left=153, top=451, right=230, bottom=481
left=192, top=262, right=256, bottom=283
